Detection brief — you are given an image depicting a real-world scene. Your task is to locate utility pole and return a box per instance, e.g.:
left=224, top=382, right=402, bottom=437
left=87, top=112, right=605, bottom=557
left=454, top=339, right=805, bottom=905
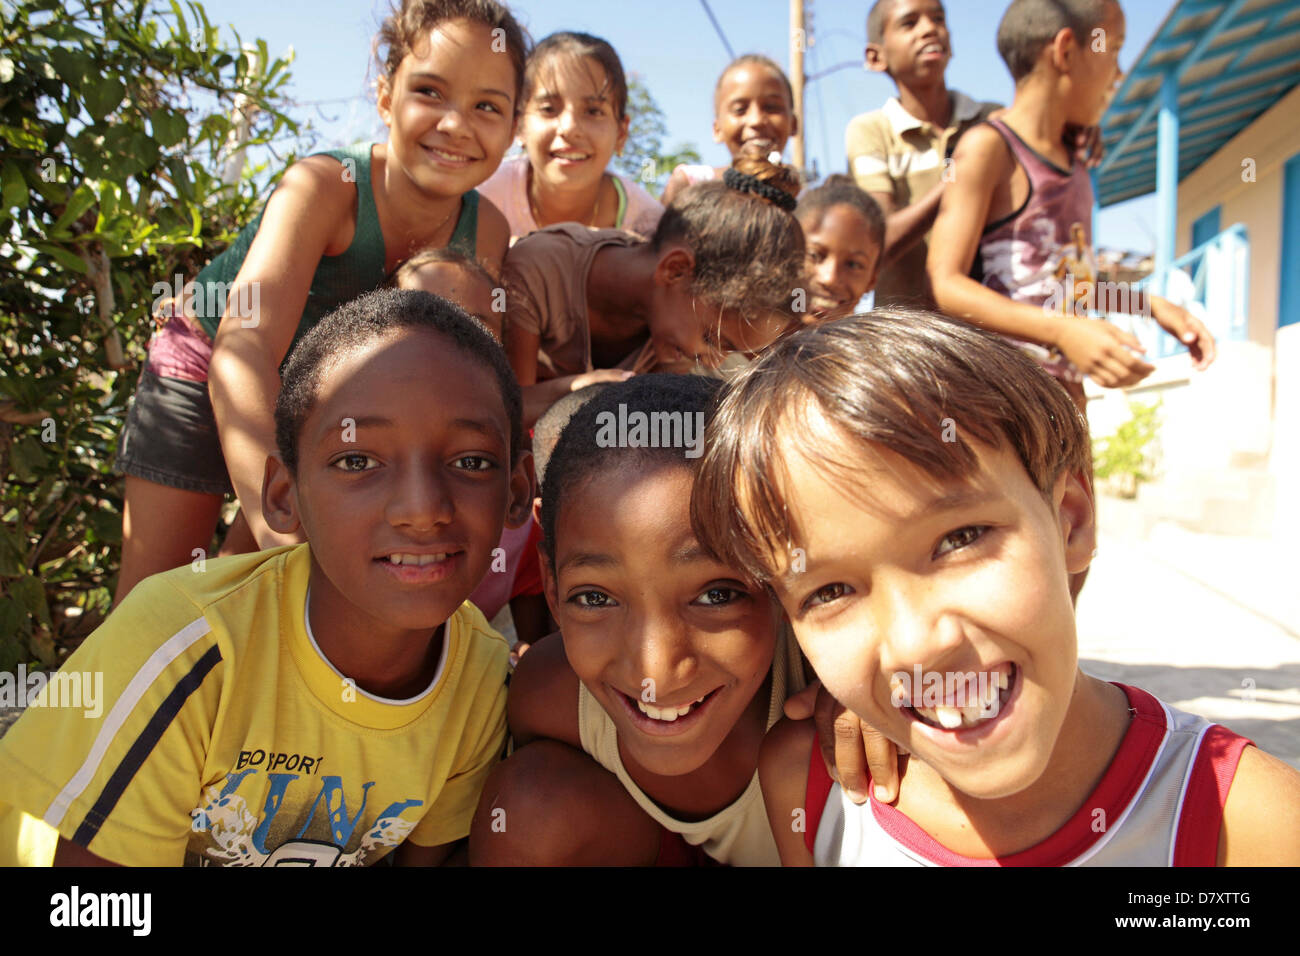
left=221, top=44, right=261, bottom=186
left=790, top=0, right=805, bottom=174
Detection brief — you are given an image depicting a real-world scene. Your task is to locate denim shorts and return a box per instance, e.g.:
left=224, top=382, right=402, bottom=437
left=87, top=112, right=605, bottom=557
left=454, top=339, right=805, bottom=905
left=115, top=307, right=233, bottom=496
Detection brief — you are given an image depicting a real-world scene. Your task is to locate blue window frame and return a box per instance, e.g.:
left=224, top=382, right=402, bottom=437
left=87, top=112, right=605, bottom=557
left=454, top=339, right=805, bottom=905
left=1281, top=153, right=1300, bottom=328
left=1191, top=206, right=1220, bottom=249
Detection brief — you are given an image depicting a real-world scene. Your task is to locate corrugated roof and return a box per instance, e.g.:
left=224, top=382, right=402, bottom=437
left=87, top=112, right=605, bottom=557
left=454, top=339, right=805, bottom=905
left=1096, top=0, right=1300, bottom=207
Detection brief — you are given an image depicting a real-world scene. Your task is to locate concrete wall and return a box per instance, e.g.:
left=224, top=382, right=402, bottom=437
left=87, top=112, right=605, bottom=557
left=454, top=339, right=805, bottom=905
left=1175, top=84, right=1300, bottom=349
left=1092, top=85, right=1300, bottom=539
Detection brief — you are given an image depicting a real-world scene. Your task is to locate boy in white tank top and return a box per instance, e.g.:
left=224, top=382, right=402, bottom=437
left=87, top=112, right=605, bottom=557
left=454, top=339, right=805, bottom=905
left=690, top=310, right=1300, bottom=867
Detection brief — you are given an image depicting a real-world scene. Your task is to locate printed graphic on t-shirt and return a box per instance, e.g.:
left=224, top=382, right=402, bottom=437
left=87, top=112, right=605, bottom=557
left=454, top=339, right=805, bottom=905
left=189, top=754, right=425, bottom=867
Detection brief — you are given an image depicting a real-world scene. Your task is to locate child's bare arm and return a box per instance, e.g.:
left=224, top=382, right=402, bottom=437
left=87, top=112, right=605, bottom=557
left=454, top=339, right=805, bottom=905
left=874, top=183, right=944, bottom=268
left=1218, top=746, right=1300, bottom=865
left=209, top=156, right=354, bottom=549
left=661, top=165, right=693, bottom=206
left=391, top=838, right=460, bottom=866
left=474, top=198, right=511, bottom=290
left=758, top=717, right=817, bottom=866
left=928, top=128, right=1155, bottom=388
left=1118, top=293, right=1217, bottom=371
left=506, top=624, right=581, bottom=748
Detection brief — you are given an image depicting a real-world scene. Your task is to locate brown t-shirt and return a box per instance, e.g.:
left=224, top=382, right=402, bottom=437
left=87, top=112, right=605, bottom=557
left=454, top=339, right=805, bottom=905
left=503, top=224, right=642, bottom=380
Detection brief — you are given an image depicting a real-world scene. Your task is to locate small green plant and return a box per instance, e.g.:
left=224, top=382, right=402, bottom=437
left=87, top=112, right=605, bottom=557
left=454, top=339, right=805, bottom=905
left=1092, top=399, right=1162, bottom=498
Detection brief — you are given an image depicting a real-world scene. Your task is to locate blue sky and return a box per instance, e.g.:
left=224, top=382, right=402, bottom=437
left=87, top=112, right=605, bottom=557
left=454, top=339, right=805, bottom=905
left=212, top=0, right=1171, bottom=252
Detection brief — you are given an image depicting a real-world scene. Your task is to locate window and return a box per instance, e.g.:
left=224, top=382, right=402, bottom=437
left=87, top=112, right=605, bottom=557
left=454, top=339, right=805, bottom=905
left=1191, top=206, right=1220, bottom=250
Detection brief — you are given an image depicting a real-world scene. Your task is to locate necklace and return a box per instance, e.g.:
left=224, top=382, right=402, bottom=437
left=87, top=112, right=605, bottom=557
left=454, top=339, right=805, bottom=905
left=528, top=171, right=602, bottom=228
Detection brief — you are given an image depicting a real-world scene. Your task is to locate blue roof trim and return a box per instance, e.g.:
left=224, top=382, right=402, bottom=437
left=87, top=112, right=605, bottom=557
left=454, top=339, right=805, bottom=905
left=1096, top=0, right=1300, bottom=207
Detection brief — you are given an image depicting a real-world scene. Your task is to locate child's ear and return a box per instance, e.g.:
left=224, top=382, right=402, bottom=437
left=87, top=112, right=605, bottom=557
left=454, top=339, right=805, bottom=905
left=376, top=74, right=395, bottom=128
left=616, top=114, right=630, bottom=156
left=262, top=454, right=303, bottom=537
left=789, top=109, right=800, bottom=139
left=865, top=43, right=889, bottom=74
left=505, top=451, right=535, bottom=530
left=711, top=116, right=724, bottom=145
left=1050, top=27, right=1077, bottom=73
left=1055, top=468, right=1097, bottom=575
left=653, top=246, right=695, bottom=291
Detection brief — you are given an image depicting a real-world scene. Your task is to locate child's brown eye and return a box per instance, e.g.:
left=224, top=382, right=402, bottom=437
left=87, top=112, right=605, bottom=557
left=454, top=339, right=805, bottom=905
left=935, top=526, right=987, bottom=558
left=803, top=582, right=849, bottom=611
left=694, top=586, right=744, bottom=607
left=333, top=454, right=377, bottom=472
left=571, top=590, right=614, bottom=609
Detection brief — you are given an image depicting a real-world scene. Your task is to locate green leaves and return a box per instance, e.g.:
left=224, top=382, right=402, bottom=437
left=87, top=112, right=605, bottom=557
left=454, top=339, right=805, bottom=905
left=82, top=76, right=126, bottom=121
left=1, top=161, right=29, bottom=211
left=1, top=0, right=304, bottom=661
left=150, top=107, right=188, bottom=148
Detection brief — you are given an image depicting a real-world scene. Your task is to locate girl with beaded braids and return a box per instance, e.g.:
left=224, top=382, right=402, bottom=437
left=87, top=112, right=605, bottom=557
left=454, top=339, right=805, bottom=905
left=501, top=148, right=805, bottom=427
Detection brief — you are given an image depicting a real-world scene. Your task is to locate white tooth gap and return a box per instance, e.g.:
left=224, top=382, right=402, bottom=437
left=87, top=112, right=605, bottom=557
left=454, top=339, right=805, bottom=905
left=934, top=706, right=962, bottom=730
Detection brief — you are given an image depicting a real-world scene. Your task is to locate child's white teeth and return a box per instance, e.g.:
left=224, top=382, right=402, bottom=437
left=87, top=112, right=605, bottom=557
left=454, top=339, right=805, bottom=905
left=636, top=694, right=706, bottom=721
left=998, top=671, right=1009, bottom=690
left=387, top=553, right=448, bottom=566
left=933, top=705, right=963, bottom=729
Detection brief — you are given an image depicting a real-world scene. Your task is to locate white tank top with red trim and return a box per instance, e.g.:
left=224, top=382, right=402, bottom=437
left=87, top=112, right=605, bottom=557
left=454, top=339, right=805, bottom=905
left=808, top=684, right=1252, bottom=867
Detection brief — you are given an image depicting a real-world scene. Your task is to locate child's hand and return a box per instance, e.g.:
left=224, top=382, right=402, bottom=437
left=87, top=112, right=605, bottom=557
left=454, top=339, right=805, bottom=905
left=1150, top=296, right=1217, bottom=370
left=1056, top=320, right=1156, bottom=388
left=571, top=369, right=635, bottom=391
left=783, top=679, right=903, bottom=804
left=1064, top=123, right=1105, bottom=169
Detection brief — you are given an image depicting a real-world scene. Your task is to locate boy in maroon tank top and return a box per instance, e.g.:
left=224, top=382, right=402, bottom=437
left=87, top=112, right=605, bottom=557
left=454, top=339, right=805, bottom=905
left=926, top=0, right=1215, bottom=412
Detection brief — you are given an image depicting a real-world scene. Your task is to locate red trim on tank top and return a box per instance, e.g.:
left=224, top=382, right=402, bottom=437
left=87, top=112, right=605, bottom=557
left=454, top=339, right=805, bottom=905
left=856, top=684, right=1167, bottom=866
left=1172, top=724, right=1252, bottom=866
left=805, top=737, right=835, bottom=855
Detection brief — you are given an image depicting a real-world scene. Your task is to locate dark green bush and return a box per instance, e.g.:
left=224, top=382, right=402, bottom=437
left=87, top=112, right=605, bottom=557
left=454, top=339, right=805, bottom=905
left=0, top=0, right=303, bottom=669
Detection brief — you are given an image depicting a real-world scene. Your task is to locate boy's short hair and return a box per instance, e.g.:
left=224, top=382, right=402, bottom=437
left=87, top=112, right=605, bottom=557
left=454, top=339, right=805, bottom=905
left=867, top=0, right=947, bottom=45
left=997, top=0, right=1114, bottom=82
left=540, top=374, right=724, bottom=565
left=866, top=0, right=896, bottom=45
left=532, top=384, right=609, bottom=489
left=390, top=246, right=497, bottom=291
left=274, top=287, right=522, bottom=473
left=691, top=309, right=1091, bottom=583
left=797, top=174, right=886, bottom=251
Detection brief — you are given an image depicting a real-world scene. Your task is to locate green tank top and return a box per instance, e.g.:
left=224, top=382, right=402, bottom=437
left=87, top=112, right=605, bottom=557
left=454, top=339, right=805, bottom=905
left=193, top=142, right=480, bottom=341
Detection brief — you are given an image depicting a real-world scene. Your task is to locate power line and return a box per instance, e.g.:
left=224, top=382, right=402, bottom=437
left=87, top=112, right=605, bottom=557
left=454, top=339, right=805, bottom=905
left=698, top=0, right=735, bottom=60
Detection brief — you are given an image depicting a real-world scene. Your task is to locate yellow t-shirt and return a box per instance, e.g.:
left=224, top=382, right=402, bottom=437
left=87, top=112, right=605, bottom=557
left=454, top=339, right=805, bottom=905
left=0, top=544, right=508, bottom=867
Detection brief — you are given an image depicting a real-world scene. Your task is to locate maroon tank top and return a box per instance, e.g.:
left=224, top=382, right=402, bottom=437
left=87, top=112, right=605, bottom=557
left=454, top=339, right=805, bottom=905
left=972, top=118, right=1098, bottom=383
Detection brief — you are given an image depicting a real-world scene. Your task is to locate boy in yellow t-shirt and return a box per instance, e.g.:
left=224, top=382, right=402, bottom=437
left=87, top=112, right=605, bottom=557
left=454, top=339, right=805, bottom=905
left=0, top=288, right=534, bottom=866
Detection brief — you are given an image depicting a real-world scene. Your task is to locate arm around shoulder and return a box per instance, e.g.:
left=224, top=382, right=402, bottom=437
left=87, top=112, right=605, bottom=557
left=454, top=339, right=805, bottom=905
left=1218, top=745, right=1300, bottom=865
left=759, top=716, right=817, bottom=866
left=475, top=195, right=511, bottom=289
left=506, top=629, right=580, bottom=749
left=927, top=124, right=1007, bottom=292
